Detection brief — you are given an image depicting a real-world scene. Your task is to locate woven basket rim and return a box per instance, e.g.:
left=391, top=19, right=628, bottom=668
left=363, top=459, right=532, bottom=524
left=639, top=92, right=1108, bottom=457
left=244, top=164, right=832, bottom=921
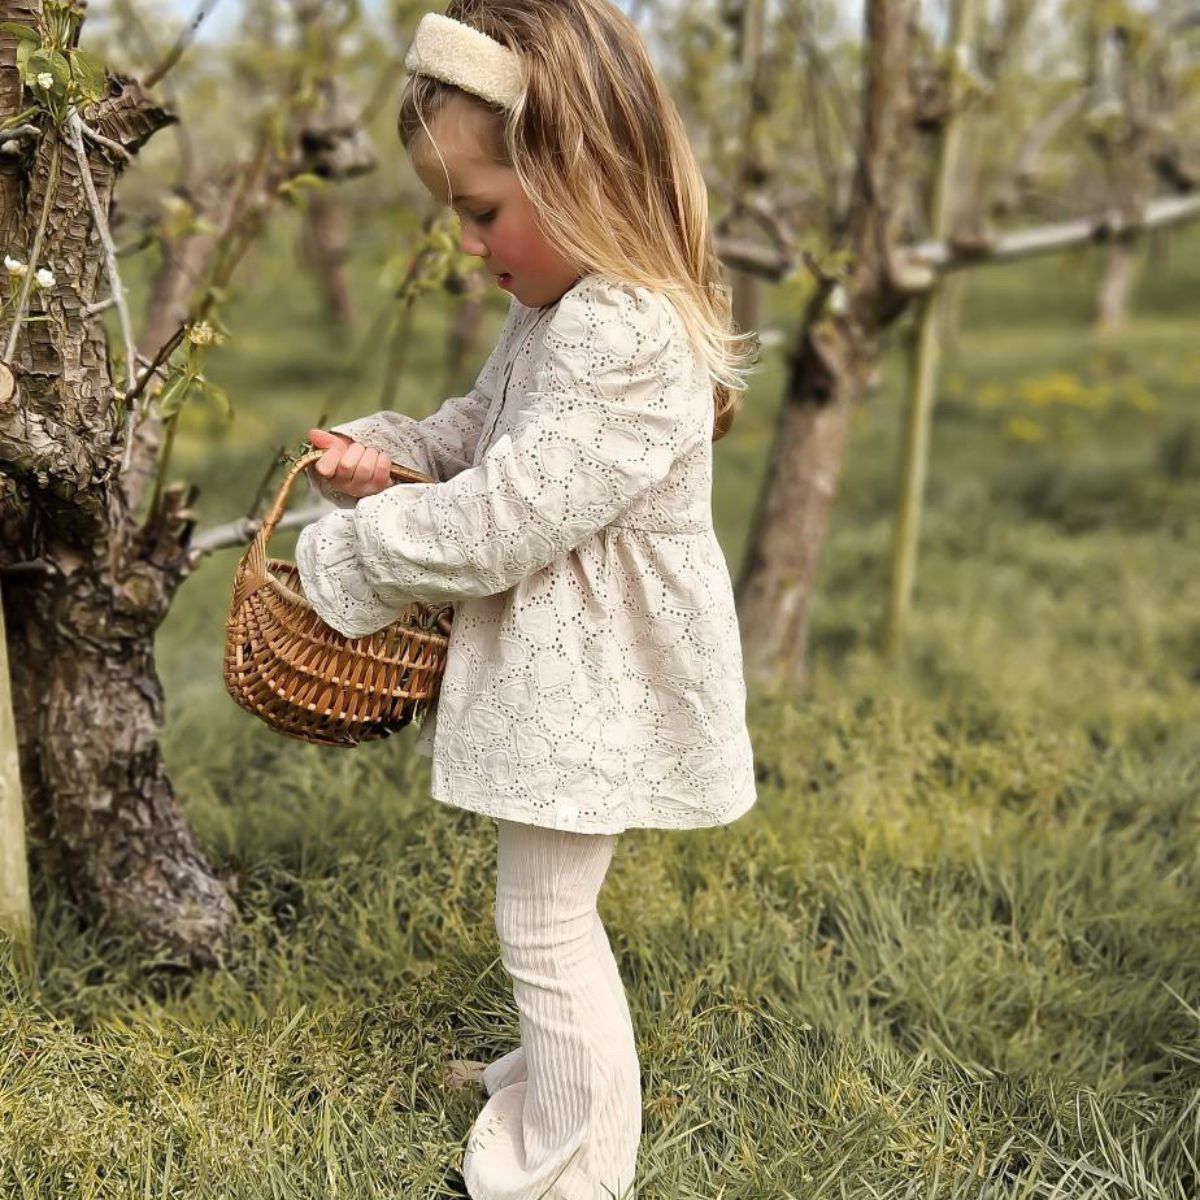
left=222, top=446, right=450, bottom=747
left=263, top=557, right=449, bottom=649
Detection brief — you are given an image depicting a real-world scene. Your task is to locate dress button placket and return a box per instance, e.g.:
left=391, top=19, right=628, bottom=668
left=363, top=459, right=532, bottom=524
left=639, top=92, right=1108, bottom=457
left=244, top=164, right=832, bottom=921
left=475, top=306, right=555, bottom=463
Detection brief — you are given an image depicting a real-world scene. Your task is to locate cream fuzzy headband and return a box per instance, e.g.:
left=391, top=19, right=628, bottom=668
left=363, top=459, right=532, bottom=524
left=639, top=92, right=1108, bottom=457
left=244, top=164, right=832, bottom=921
left=404, top=12, right=525, bottom=111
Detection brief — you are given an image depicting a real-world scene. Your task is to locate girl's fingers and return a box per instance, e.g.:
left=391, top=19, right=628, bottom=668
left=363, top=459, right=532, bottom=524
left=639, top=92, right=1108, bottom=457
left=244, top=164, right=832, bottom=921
left=309, top=428, right=349, bottom=476
left=373, top=453, right=393, bottom=491
left=310, top=427, right=351, bottom=446
left=342, top=447, right=367, bottom=492
left=305, top=431, right=394, bottom=497
left=350, top=447, right=378, bottom=493
left=317, top=442, right=345, bottom=478
left=339, top=442, right=365, bottom=484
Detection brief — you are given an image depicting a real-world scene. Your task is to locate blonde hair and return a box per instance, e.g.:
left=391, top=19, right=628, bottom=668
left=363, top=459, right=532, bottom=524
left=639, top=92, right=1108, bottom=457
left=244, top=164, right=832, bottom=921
left=396, top=0, right=761, bottom=441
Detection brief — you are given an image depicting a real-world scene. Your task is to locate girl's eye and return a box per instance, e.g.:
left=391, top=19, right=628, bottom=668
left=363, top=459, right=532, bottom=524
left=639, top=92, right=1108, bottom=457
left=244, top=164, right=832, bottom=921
left=475, top=210, right=496, bottom=224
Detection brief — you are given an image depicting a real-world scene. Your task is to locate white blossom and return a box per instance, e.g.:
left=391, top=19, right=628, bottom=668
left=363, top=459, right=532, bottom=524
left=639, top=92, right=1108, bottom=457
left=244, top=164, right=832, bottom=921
left=34, top=267, right=55, bottom=288
left=36, top=72, right=54, bottom=89
left=4, top=254, right=27, bottom=277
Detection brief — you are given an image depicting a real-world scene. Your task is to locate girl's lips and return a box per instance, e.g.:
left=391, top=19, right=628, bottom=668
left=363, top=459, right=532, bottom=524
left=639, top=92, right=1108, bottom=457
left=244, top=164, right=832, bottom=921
left=497, top=272, right=513, bottom=289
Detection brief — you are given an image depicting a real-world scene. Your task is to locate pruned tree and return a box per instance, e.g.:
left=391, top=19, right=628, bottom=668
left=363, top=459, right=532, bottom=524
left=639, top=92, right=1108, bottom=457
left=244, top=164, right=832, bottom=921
left=0, top=0, right=382, bottom=967
left=1083, top=3, right=1200, bottom=328
left=707, top=0, right=1200, bottom=691
left=730, top=0, right=918, bottom=692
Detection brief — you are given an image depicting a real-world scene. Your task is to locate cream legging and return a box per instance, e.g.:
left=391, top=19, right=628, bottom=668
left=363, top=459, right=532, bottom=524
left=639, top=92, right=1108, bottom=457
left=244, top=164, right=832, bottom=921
left=461, top=818, right=642, bottom=1200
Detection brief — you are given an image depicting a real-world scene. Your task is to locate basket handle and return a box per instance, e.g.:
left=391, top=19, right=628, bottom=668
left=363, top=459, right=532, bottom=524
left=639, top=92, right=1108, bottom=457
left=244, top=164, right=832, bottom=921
left=258, top=447, right=434, bottom=546
left=229, top=446, right=437, bottom=616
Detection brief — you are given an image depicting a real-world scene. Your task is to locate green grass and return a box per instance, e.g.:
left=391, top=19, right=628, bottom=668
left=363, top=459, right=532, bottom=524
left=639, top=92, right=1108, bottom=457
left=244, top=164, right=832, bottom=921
left=1, top=214, right=1197, bottom=1197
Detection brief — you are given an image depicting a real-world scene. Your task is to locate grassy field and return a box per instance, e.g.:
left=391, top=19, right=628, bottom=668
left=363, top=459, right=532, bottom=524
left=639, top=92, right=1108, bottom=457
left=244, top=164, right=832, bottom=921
left=1, top=213, right=1197, bottom=1198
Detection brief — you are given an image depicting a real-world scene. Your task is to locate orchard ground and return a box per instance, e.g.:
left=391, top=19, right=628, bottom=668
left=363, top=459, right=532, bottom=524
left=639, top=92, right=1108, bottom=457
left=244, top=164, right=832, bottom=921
left=1, top=221, right=1196, bottom=1198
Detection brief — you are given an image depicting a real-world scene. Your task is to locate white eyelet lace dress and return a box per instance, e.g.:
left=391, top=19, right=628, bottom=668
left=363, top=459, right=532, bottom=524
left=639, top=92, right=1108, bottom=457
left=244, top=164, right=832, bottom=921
left=294, top=273, right=757, bottom=836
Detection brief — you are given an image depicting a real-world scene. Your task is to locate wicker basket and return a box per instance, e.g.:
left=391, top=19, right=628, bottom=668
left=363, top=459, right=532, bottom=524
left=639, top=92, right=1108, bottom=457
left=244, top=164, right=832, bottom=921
left=223, top=448, right=452, bottom=748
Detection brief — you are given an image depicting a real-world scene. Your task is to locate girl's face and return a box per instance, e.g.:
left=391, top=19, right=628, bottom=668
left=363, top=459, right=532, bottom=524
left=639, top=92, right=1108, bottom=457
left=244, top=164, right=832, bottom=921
left=411, top=94, right=582, bottom=309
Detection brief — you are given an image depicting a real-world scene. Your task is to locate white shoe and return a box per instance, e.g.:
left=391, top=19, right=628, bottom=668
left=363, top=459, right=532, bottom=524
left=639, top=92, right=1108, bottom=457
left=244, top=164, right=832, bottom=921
left=481, top=1045, right=527, bottom=1096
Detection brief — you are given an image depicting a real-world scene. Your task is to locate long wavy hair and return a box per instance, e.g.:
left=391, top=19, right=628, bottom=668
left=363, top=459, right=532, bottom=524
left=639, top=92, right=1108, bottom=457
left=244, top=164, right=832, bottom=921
left=396, top=0, right=760, bottom=441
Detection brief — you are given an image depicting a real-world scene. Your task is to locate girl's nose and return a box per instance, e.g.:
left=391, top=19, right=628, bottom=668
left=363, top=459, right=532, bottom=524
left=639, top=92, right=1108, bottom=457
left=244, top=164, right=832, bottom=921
left=460, top=230, right=487, bottom=257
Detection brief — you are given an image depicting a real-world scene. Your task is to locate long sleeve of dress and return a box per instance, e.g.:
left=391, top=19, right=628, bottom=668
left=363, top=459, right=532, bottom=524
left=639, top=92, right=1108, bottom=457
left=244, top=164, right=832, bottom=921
left=295, top=278, right=709, bottom=639
left=304, top=301, right=522, bottom=508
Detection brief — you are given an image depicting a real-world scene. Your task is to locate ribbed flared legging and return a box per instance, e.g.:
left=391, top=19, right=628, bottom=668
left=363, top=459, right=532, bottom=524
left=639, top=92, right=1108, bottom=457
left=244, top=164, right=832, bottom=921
left=461, top=818, right=642, bottom=1200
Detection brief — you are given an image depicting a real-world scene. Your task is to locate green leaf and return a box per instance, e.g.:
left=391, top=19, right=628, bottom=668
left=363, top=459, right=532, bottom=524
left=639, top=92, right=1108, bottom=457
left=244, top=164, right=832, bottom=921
left=27, top=48, right=70, bottom=92
left=0, top=22, right=41, bottom=42
left=0, top=106, right=38, bottom=132
left=199, top=378, right=233, bottom=421
left=68, top=49, right=107, bottom=101
left=156, top=370, right=193, bottom=419
left=277, top=172, right=328, bottom=203
left=45, top=49, right=71, bottom=86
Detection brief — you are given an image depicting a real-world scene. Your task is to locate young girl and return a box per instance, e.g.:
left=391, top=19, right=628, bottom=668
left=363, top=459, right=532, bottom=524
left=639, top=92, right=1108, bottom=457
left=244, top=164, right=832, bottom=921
left=295, top=2, right=759, bottom=1195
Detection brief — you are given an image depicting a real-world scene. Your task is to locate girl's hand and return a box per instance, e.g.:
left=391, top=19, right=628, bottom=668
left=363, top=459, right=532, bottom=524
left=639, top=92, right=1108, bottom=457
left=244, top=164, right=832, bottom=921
left=307, top=428, right=395, bottom=499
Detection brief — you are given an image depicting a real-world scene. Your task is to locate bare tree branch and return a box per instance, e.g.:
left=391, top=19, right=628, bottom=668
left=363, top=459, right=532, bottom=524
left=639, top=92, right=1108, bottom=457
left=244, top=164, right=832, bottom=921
left=1013, top=90, right=1088, bottom=190
left=715, top=191, right=1200, bottom=284
left=899, top=192, right=1200, bottom=279
left=143, top=0, right=224, bottom=90
left=187, top=501, right=335, bottom=562
left=62, top=110, right=139, bottom=468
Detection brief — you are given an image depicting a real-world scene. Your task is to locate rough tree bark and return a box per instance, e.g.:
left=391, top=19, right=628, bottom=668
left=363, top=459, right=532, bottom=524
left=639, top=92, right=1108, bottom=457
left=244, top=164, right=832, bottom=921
left=0, top=572, right=33, bottom=959
left=0, top=4, right=374, bottom=968
left=0, top=4, right=238, bottom=966
left=734, top=0, right=917, bottom=693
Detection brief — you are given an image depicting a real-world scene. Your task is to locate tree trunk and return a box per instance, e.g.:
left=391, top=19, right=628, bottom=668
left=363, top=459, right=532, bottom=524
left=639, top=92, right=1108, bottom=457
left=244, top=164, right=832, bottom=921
left=124, top=175, right=243, bottom=521
left=884, top=0, right=979, bottom=658
left=1093, top=235, right=1138, bottom=331
left=0, top=10, right=236, bottom=967
left=728, top=0, right=770, bottom=338
left=735, top=322, right=865, bottom=692
left=1, top=3, right=377, bottom=969
left=300, top=186, right=354, bottom=328
left=3, top=563, right=234, bottom=965
left=293, top=76, right=376, bottom=332
left=735, top=0, right=917, bottom=691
